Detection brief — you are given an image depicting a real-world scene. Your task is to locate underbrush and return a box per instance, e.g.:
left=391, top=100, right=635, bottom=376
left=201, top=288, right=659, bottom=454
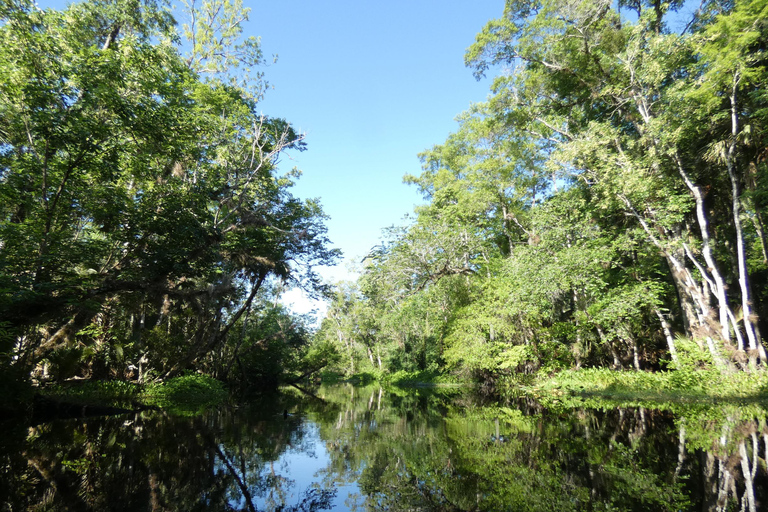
left=42, top=380, right=142, bottom=409
left=528, top=366, right=768, bottom=404
left=39, top=374, right=228, bottom=414
left=141, top=374, right=228, bottom=414
left=383, top=370, right=463, bottom=387
left=320, top=369, right=465, bottom=387
left=514, top=337, right=768, bottom=406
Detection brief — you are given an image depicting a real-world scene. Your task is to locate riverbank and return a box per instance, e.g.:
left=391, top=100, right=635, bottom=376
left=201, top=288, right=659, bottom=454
left=504, top=367, right=768, bottom=412
left=24, top=366, right=768, bottom=421
left=328, top=366, right=768, bottom=405
left=532, top=367, right=768, bottom=397
left=15, top=374, right=229, bottom=420
left=321, top=369, right=466, bottom=388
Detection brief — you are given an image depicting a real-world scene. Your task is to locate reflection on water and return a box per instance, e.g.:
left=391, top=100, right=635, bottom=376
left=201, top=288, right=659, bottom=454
left=1, top=385, right=767, bottom=511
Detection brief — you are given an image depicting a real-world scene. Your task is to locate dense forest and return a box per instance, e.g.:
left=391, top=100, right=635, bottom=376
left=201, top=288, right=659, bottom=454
left=2, top=0, right=768, bottom=399
left=316, top=0, right=768, bottom=382
left=0, top=0, right=338, bottom=395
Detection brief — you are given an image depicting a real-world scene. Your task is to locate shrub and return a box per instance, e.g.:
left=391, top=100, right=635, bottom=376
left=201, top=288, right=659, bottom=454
left=142, top=374, right=228, bottom=412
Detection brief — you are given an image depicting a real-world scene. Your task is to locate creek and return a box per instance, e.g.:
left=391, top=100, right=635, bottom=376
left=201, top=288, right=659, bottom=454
left=1, top=384, right=767, bottom=511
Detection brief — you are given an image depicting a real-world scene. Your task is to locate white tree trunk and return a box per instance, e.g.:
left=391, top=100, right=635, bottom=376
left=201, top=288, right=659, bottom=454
left=727, top=83, right=763, bottom=363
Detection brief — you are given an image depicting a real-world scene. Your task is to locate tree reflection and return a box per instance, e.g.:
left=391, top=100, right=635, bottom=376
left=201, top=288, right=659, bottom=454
left=0, top=402, right=335, bottom=511
left=1, top=387, right=766, bottom=511
left=304, top=385, right=768, bottom=512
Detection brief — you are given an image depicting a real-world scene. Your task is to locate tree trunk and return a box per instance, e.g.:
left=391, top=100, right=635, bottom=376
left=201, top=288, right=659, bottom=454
left=674, top=420, right=686, bottom=481
left=739, top=440, right=757, bottom=512
left=630, top=336, right=641, bottom=370
left=675, top=155, right=731, bottom=344
left=620, top=194, right=714, bottom=345
left=597, top=327, right=622, bottom=369
left=665, top=256, right=699, bottom=339
left=727, top=84, right=763, bottom=364
left=654, top=308, right=679, bottom=366
left=32, top=307, right=101, bottom=364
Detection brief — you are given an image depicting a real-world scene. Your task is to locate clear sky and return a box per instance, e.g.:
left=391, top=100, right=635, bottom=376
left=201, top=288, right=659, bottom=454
left=252, top=7, right=500, bottom=244
left=249, top=1, right=503, bottom=314
left=35, top=0, right=504, bottom=316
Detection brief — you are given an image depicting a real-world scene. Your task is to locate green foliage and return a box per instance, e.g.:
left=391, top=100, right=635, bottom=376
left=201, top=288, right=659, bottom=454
left=383, top=369, right=460, bottom=386
left=530, top=366, right=768, bottom=406
left=318, top=370, right=345, bottom=384
left=142, top=374, right=227, bottom=412
left=344, top=372, right=378, bottom=386
left=0, top=0, right=338, bottom=390
left=45, top=347, right=87, bottom=381
left=180, top=0, right=268, bottom=99
left=219, top=295, right=331, bottom=390
left=42, top=380, right=142, bottom=408
left=39, top=374, right=231, bottom=414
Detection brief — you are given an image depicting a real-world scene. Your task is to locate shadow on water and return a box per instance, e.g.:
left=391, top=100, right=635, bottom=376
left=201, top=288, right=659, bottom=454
left=1, top=383, right=768, bottom=511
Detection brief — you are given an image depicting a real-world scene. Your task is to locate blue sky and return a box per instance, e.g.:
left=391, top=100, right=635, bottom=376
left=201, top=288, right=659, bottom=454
left=246, top=1, right=504, bottom=314
left=35, top=0, right=504, bottom=314
left=250, top=2, right=502, bottom=275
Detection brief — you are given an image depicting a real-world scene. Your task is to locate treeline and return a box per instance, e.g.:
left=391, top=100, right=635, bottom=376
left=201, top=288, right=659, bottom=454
left=0, top=0, right=337, bottom=394
left=316, top=0, right=768, bottom=381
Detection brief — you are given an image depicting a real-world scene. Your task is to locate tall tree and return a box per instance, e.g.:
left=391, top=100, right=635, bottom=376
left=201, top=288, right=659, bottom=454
left=0, top=0, right=338, bottom=383
left=465, top=0, right=768, bottom=368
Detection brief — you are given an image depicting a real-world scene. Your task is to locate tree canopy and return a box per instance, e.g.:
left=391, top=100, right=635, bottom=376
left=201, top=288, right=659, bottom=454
left=0, top=0, right=339, bottom=389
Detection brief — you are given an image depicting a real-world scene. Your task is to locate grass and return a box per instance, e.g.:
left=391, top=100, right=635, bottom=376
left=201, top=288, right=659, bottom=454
left=517, top=367, right=768, bottom=409
left=42, top=379, right=142, bottom=409
left=141, top=373, right=228, bottom=414
left=39, top=373, right=229, bottom=415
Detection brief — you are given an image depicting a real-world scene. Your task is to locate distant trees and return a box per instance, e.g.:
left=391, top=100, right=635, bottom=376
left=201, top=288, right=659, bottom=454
left=0, top=0, right=338, bottom=387
left=320, top=0, right=768, bottom=379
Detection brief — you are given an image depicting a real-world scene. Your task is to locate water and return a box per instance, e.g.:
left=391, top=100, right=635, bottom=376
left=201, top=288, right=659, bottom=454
left=2, top=384, right=767, bottom=511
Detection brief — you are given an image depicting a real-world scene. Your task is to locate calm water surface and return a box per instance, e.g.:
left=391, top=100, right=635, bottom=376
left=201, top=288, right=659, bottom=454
left=2, top=384, right=767, bottom=511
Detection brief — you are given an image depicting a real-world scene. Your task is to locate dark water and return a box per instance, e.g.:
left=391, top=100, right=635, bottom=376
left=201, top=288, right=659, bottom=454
left=2, top=384, right=767, bottom=511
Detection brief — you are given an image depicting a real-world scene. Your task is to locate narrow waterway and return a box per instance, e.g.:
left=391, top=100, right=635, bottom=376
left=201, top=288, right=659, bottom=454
left=2, top=385, right=767, bottom=511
